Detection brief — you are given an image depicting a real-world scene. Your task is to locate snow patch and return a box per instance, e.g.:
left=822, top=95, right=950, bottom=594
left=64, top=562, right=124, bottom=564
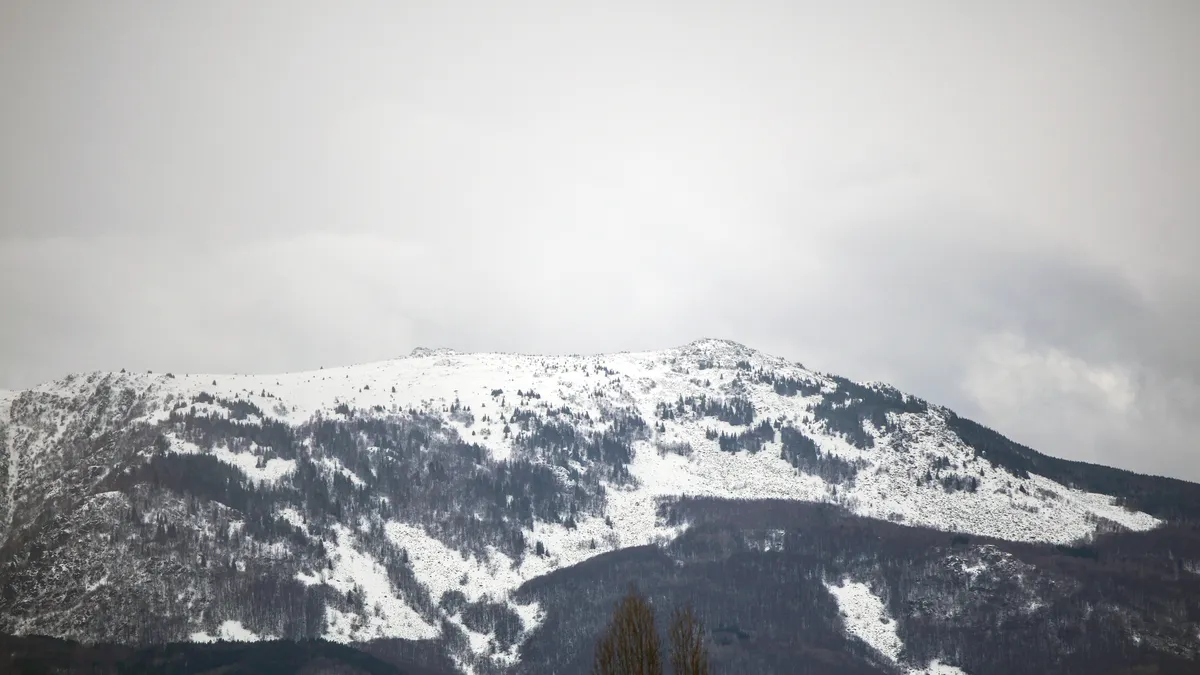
left=209, top=445, right=296, bottom=485
left=165, top=434, right=295, bottom=486
left=825, top=579, right=905, bottom=663
left=315, top=525, right=439, bottom=643
left=190, top=620, right=271, bottom=643
left=386, top=522, right=525, bottom=606
left=317, top=456, right=365, bottom=487
left=276, top=507, right=308, bottom=531
left=825, top=578, right=970, bottom=675
left=921, top=661, right=970, bottom=675
left=385, top=520, right=543, bottom=666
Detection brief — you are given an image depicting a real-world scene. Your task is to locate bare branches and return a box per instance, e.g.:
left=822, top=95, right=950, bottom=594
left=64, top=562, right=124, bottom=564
left=592, top=584, right=663, bottom=675
left=669, top=603, right=709, bottom=675
left=593, top=585, right=710, bottom=675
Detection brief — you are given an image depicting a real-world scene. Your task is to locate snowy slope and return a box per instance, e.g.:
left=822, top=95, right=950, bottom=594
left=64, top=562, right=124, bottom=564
left=37, top=338, right=1152, bottom=544
left=0, top=339, right=1172, bottom=672
left=826, top=578, right=968, bottom=675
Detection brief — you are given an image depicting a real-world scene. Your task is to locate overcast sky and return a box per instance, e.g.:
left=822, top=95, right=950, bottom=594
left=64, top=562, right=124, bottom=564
left=2, top=1, right=1197, bottom=481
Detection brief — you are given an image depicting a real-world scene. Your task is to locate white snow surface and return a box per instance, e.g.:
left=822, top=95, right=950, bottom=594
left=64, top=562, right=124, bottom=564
left=304, top=524, right=439, bottom=643
left=317, top=455, right=365, bottom=486
left=161, top=436, right=294, bottom=485
left=826, top=578, right=969, bottom=675
left=190, top=620, right=273, bottom=643
left=209, top=445, right=296, bottom=485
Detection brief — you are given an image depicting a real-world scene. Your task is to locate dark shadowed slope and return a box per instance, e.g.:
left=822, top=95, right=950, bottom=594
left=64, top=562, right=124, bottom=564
left=0, top=633, right=457, bottom=675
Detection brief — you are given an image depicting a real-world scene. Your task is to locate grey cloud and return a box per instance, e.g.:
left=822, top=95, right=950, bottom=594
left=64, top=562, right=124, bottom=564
left=1, top=1, right=1197, bottom=481
left=792, top=215, right=1200, bottom=479
left=1, top=216, right=1197, bottom=479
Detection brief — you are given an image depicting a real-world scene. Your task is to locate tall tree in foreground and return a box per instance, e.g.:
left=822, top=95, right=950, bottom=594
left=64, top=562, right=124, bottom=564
left=668, top=603, right=709, bottom=675
left=593, top=585, right=663, bottom=675
left=593, top=586, right=711, bottom=675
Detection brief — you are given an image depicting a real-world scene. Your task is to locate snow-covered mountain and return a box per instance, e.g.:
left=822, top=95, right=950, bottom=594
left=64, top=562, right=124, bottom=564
left=2, top=339, right=1198, bottom=675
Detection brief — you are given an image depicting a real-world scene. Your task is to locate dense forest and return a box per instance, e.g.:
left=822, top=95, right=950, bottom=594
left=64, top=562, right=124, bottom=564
left=513, top=498, right=1200, bottom=674
left=0, top=633, right=453, bottom=675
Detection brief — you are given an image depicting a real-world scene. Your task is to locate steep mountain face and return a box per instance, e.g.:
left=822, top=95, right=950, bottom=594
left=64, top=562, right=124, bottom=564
left=1, top=339, right=1198, bottom=675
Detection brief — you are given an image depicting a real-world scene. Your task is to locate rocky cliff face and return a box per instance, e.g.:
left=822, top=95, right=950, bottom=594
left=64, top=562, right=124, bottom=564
left=2, top=339, right=1198, bottom=675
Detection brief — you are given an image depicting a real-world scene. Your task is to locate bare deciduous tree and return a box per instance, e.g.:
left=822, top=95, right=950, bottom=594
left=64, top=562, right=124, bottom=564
left=593, top=584, right=664, bottom=675
left=593, top=586, right=710, bottom=675
left=669, top=603, right=709, bottom=675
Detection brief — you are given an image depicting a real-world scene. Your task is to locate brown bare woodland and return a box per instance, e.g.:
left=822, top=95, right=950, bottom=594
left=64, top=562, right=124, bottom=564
left=592, top=585, right=710, bottom=675
left=668, top=604, right=710, bottom=675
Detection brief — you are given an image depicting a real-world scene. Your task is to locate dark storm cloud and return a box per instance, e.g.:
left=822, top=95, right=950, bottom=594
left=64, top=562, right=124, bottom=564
left=1, top=1, right=1197, bottom=480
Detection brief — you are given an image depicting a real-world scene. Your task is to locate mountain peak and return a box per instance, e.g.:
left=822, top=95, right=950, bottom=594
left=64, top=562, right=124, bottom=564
left=408, top=346, right=459, bottom=358
left=683, top=337, right=751, bottom=350
left=672, top=338, right=796, bottom=370
left=678, top=337, right=759, bottom=358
